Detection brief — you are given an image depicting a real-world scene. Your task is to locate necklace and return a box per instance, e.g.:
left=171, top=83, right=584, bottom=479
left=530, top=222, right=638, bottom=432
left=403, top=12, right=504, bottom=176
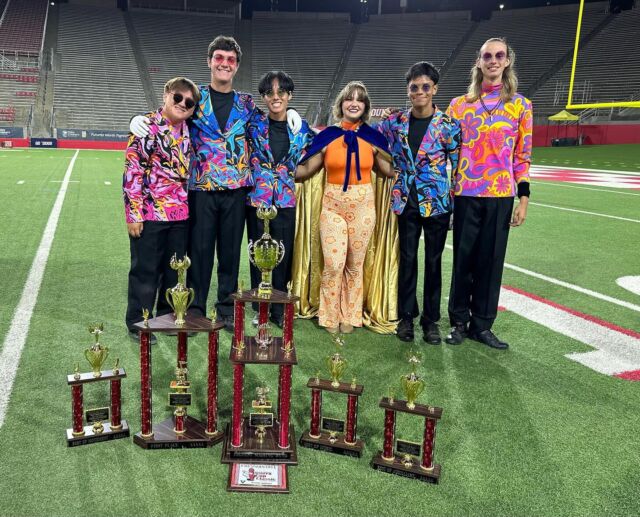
left=479, top=95, right=502, bottom=122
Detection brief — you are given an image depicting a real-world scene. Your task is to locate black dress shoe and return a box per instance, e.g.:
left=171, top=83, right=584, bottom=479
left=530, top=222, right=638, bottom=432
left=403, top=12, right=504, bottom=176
left=270, top=315, right=284, bottom=329
left=128, top=330, right=157, bottom=345
left=445, top=323, right=467, bottom=345
left=396, top=319, right=414, bottom=341
left=216, top=315, right=235, bottom=332
left=423, top=323, right=442, bottom=345
left=469, top=330, right=509, bottom=350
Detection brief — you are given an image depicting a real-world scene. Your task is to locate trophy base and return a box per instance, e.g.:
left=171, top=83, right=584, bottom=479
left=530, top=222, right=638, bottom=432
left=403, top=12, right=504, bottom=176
left=226, top=462, right=289, bottom=494
left=299, top=430, right=363, bottom=458
left=370, top=451, right=441, bottom=484
left=66, top=420, right=130, bottom=447
left=133, top=416, right=224, bottom=449
left=221, top=422, right=298, bottom=465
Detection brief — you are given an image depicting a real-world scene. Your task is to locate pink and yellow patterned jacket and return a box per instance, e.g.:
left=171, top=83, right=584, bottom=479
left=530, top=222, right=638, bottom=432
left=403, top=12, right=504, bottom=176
left=446, top=84, right=532, bottom=197
left=123, top=109, right=191, bottom=223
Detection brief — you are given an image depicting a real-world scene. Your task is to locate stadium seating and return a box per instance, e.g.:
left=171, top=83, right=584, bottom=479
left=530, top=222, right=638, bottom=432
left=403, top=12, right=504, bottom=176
left=0, top=0, right=48, bottom=54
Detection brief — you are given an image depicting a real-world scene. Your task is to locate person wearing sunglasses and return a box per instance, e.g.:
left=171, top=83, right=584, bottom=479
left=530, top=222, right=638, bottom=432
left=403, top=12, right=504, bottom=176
left=129, top=36, right=302, bottom=332
left=376, top=61, right=461, bottom=345
left=246, top=71, right=315, bottom=328
left=123, top=77, right=200, bottom=343
left=445, top=37, right=532, bottom=350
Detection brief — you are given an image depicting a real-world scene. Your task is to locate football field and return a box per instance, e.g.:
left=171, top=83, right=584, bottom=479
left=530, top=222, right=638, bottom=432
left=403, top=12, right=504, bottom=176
left=0, top=144, right=638, bottom=516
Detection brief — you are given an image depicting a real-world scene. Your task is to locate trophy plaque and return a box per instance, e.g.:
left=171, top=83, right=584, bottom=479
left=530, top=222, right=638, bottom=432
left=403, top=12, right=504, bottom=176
left=133, top=255, right=226, bottom=449
left=299, top=336, right=364, bottom=457
left=370, top=352, right=443, bottom=483
left=227, top=463, right=289, bottom=494
left=66, top=327, right=129, bottom=446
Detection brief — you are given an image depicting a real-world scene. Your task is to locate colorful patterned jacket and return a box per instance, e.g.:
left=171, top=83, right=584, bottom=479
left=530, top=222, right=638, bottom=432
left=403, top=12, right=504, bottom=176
left=376, top=107, right=461, bottom=217
left=246, top=111, right=315, bottom=208
left=446, top=84, right=532, bottom=197
left=123, top=109, right=191, bottom=223
left=188, top=86, right=255, bottom=191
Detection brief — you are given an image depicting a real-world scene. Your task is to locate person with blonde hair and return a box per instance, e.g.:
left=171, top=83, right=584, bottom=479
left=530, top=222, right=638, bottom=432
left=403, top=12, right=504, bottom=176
left=445, top=37, right=532, bottom=350
left=296, top=81, right=394, bottom=334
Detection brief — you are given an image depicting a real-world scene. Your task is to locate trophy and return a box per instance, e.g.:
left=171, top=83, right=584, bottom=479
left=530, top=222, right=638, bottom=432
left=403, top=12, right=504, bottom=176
left=300, top=334, right=364, bottom=457
left=249, top=384, right=274, bottom=442
left=66, top=328, right=129, bottom=446
left=165, top=254, right=195, bottom=326
left=247, top=206, right=285, bottom=297
left=370, top=351, right=443, bottom=483
left=255, top=322, right=273, bottom=349
left=169, top=361, right=191, bottom=434
left=85, top=324, right=109, bottom=377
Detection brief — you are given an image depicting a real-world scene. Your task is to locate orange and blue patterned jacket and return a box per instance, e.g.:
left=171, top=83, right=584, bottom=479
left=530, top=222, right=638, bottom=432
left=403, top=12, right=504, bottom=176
left=446, top=84, right=532, bottom=197
left=188, top=86, right=255, bottom=191
left=246, top=111, right=314, bottom=208
left=377, top=107, right=461, bottom=217
left=123, top=109, right=191, bottom=223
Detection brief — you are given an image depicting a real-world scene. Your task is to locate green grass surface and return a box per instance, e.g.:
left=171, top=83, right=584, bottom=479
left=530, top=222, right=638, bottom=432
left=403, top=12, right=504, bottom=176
left=533, top=144, right=640, bottom=171
left=0, top=146, right=639, bottom=517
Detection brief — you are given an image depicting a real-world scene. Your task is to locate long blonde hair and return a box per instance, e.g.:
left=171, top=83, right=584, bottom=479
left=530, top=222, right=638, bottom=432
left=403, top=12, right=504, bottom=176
left=466, top=37, right=518, bottom=103
left=332, top=81, right=371, bottom=123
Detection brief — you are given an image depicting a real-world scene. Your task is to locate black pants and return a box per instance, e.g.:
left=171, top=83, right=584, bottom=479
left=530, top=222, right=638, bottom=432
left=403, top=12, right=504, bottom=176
left=448, top=196, right=514, bottom=333
left=246, top=205, right=295, bottom=319
left=125, top=220, right=188, bottom=330
left=397, top=185, right=451, bottom=327
left=188, top=189, right=247, bottom=318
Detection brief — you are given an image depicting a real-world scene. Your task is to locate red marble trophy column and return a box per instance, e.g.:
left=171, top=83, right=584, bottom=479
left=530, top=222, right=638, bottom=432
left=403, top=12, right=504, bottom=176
left=234, top=300, right=245, bottom=345
left=283, top=302, right=294, bottom=345
left=344, top=394, right=358, bottom=445
left=382, top=409, right=396, bottom=460
left=278, top=365, right=292, bottom=448
left=206, top=330, right=219, bottom=435
left=258, top=301, right=269, bottom=325
left=174, top=332, right=188, bottom=433
left=421, top=417, right=437, bottom=470
left=140, top=331, right=153, bottom=437
left=231, top=363, right=245, bottom=447
left=71, top=385, right=84, bottom=436
left=110, top=378, right=122, bottom=430
left=309, top=388, right=322, bottom=439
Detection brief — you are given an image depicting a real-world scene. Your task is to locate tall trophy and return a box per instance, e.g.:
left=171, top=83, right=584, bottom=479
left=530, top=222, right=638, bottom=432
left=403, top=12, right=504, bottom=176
left=133, top=255, right=225, bottom=449
left=247, top=206, right=285, bottom=297
left=66, top=325, right=129, bottom=446
left=299, top=335, right=364, bottom=457
left=370, top=351, right=443, bottom=483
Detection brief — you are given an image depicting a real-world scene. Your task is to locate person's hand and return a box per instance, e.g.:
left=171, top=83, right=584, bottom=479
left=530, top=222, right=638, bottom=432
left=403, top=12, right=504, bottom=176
left=130, top=116, right=151, bottom=138
left=510, top=197, right=528, bottom=227
left=127, top=222, right=143, bottom=237
left=287, top=109, right=302, bottom=135
left=380, top=107, right=400, bottom=120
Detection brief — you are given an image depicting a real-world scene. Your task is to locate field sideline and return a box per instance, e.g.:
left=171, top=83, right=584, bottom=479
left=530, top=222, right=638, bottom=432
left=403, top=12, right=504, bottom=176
left=0, top=144, right=638, bottom=517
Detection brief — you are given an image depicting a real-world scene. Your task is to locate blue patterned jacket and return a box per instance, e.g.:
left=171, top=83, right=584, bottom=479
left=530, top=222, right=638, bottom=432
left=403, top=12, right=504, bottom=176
left=377, top=107, right=461, bottom=217
left=188, top=86, right=255, bottom=191
left=246, top=111, right=314, bottom=208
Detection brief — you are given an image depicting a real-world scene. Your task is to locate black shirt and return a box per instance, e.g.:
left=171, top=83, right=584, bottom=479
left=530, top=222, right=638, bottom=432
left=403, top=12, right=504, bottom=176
left=209, top=87, right=235, bottom=130
left=408, top=113, right=433, bottom=161
left=268, top=118, right=290, bottom=164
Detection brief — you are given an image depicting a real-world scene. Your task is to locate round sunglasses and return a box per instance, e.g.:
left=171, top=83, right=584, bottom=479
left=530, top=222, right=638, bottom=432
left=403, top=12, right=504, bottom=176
left=172, top=92, right=196, bottom=110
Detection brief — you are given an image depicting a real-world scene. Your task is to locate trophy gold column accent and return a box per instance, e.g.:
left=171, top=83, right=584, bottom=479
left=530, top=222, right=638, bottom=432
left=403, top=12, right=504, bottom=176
left=170, top=361, right=190, bottom=434
left=85, top=324, right=109, bottom=377
left=247, top=206, right=285, bottom=297
left=165, top=254, right=195, bottom=326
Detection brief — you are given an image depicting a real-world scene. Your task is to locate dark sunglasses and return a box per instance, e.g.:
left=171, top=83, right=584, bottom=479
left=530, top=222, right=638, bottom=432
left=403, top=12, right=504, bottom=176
left=409, top=83, right=433, bottom=94
left=172, top=93, right=196, bottom=110
left=481, top=51, right=507, bottom=62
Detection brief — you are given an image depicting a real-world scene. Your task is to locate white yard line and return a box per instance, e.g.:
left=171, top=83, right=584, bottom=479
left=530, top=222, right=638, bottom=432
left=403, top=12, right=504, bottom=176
left=533, top=164, right=640, bottom=176
left=104, top=181, right=111, bottom=186
left=16, top=181, right=24, bottom=185
left=534, top=182, right=640, bottom=196
left=529, top=202, right=640, bottom=223
left=0, top=150, right=79, bottom=429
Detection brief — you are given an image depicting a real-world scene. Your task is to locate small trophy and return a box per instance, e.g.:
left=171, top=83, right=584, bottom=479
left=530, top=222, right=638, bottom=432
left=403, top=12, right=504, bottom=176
left=247, top=206, right=285, bottom=297
left=401, top=351, right=425, bottom=410
left=165, top=254, right=195, bottom=327
left=256, top=322, right=273, bottom=349
left=326, top=334, right=347, bottom=388
left=169, top=361, right=191, bottom=434
left=85, top=324, right=109, bottom=378
left=249, top=384, right=274, bottom=442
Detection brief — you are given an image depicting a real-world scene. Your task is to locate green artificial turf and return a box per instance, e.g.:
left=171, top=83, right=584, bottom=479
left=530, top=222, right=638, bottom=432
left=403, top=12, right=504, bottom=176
left=0, top=147, right=638, bottom=517
left=533, top=144, right=640, bottom=171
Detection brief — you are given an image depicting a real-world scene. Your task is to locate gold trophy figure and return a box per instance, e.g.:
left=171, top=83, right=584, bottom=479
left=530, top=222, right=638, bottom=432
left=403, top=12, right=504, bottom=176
left=251, top=385, right=273, bottom=442
left=170, top=361, right=190, bottom=434
left=85, top=324, right=109, bottom=378
left=247, top=206, right=285, bottom=297
left=165, top=254, right=195, bottom=327
left=326, top=334, right=348, bottom=388
left=400, top=351, right=425, bottom=410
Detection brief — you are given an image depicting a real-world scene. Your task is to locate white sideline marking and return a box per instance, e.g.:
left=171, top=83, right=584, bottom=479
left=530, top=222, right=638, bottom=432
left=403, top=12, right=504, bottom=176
left=529, top=202, right=640, bottom=223
left=0, top=150, right=79, bottom=429
left=50, top=180, right=79, bottom=183
left=617, top=276, right=640, bottom=296
left=16, top=181, right=24, bottom=185
left=500, top=287, right=640, bottom=375
left=535, top=182, right=640, bottom=196
left=533, top=164, right=640, bottom=176
left=444, top=244, right=640, bottom=313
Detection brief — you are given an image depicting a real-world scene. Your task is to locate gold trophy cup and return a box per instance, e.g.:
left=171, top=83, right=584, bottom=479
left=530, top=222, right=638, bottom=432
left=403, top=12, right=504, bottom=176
left=400, top=351, right=425, bottom=410
left=247, top=206, right=285, bottom=297
left=165, top=254, right=195, bottom=327
left=326, top=334, right=348, bottom=388
left=85, top=324, right=109, bottom=378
